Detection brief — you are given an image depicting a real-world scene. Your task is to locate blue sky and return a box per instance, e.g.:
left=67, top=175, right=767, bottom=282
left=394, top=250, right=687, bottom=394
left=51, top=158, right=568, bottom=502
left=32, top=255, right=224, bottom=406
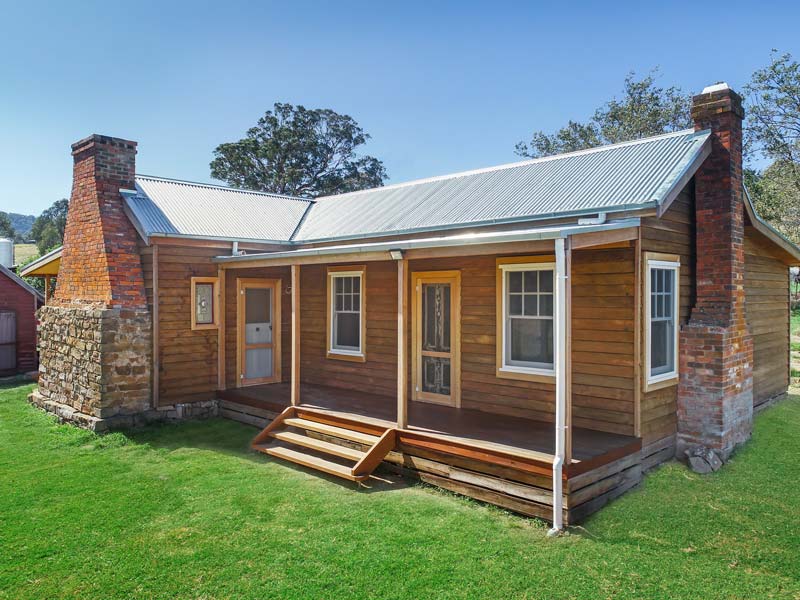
left=1, top=0, right=798, bottom=215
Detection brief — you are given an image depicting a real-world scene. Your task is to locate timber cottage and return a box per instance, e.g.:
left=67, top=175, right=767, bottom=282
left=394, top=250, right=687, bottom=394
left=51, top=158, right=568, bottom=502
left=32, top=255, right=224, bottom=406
left=31, top=83, right=800, bottom=530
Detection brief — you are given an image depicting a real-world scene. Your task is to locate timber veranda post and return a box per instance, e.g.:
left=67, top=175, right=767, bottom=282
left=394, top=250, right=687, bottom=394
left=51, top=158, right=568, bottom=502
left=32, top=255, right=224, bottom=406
left=397, top=258, right=408, bottom=428
left=291, top=264, right=300, bottom=406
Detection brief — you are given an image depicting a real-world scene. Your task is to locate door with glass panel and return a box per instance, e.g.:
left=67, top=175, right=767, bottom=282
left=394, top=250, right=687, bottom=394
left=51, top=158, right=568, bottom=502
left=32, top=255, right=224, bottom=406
left=237, top=279, right=281, bottom=386
left=412, top=271, right=461, bottom=407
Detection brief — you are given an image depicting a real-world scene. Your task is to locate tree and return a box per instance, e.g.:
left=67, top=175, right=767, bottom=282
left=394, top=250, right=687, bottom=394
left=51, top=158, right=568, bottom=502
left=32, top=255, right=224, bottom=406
left=515, top=70, right=692, bottom=158
left=210, top=103, right=387, bottom=198
left=0, top=212, right=15, bottom=240
left=744, top=51, right=800, bottom=242
left=30, top=198, right=68, bottom=255
left=18, top=252, right=47, bottom=294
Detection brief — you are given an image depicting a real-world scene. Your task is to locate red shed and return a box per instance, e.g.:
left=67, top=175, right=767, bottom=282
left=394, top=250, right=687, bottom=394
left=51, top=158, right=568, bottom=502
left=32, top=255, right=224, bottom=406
left=0, top=264, right=44, bottom=375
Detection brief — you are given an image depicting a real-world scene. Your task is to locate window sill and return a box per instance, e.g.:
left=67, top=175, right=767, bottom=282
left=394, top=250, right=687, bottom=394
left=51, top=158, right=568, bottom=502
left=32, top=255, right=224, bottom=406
left=327, top=350, right=366, bottom=363
left=496, top=366, right=555, bottom=384
left=191, top=322, right=219, bottom=332
left=644, top=373, right=678, bottom=393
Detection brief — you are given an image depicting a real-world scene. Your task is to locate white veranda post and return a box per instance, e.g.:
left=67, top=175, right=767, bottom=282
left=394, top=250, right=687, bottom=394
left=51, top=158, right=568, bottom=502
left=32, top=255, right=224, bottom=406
left=549, top=237, right=568, bottom=534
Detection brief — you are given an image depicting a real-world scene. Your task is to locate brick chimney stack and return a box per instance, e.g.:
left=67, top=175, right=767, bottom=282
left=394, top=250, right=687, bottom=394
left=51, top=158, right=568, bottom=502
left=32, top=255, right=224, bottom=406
left=53, top=134, right=146, bottom=308
left=677, top=83, right=753, bottom=458
left=32, top=134, right=153, bottom=430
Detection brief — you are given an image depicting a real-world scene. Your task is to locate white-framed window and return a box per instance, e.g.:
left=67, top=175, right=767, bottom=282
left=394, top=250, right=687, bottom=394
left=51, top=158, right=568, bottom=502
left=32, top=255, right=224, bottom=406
left=498, top=262, right=555, bottom=377
left=645, top=259, right=680, bottom=384
left=327, top=268, right=365, bottom=360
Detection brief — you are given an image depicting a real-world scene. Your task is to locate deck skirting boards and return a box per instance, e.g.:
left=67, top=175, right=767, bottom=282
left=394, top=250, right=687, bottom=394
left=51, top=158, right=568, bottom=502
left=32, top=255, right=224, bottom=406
left=219, top=397, right=644, bottom=525
left=641, top=434, right=677, bottom=472
left=219, top=399, right=277, bottom=428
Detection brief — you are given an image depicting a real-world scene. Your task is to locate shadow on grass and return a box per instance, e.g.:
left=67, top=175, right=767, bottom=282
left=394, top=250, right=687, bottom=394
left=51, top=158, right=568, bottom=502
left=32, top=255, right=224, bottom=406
left=123, top=415, right=410, bottom=494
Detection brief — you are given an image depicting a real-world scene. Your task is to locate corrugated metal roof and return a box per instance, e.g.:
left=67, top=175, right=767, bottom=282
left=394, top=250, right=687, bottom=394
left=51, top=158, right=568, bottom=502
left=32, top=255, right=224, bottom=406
left=125, top=176, right=312, bottom=242
left=122, top=129, right=711, bottom=244
left=295, top=129, right=710, bottom=241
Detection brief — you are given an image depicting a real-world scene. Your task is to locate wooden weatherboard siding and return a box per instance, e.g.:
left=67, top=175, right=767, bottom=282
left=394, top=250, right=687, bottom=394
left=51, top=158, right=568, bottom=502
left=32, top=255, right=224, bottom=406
left=141, top=241, right=288, bottom=407
left=299, top=262, right=398, bottom=397
left=149, top=244, right=220, bottom=405
left=570, top=245, right=636, bottom=436
left=639, top=184, right=695, bottom=446
left=744, top=232, right=790, bottom=406
left=286, top=253, right=635, bottom=435
left=410, top=252, right=636, bottom=433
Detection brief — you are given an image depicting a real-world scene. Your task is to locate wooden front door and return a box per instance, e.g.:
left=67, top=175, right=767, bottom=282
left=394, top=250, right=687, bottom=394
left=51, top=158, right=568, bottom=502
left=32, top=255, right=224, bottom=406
left=412, top=271, right=461, bottom=407
left=237, top=279, right=281, bottom=386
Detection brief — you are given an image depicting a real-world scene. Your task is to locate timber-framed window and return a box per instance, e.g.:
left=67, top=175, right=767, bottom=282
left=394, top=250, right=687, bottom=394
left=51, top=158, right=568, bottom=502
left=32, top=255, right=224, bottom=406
left=645, top=256, right=680, bottom=388
left=191, top=276, right=219, bottom=330
left=496, top=258, right=556, bottom=382
left=327, top=266, right=366, bottom=362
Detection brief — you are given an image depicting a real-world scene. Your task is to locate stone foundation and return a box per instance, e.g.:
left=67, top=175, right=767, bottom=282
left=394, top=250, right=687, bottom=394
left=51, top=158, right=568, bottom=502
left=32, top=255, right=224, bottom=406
left=33, top=304, right=153, bottom=430
left=29, top=391, right=219, bottom=432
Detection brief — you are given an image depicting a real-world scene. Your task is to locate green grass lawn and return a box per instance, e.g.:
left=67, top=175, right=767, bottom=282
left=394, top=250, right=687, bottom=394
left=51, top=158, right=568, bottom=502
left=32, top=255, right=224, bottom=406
left=1, top=384, right=799, bottom=599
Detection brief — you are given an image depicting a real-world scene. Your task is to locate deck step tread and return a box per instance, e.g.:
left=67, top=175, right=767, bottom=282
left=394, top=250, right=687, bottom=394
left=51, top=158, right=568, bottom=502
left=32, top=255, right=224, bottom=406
left=260, top=445, right=365, bottom=481
left=284, top=417, right=380, bottom=445
left=270, top=430, right=366, bottom=461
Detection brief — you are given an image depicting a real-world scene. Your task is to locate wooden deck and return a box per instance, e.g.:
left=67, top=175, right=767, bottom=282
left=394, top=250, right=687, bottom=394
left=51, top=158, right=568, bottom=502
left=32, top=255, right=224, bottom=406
left=217, top=382, right=640, bottom=468
left=218, top=382, right=643, bottom=524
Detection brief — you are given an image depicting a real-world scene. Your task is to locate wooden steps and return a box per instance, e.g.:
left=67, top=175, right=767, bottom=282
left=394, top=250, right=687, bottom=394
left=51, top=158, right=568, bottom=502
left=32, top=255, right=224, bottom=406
left=283, top=417, right=380, bottom=446
left=260, top=446, right=361, bottom=480
left=252, top=407, right=396, bottom=482
left=270, top=430, right=366, bottom=461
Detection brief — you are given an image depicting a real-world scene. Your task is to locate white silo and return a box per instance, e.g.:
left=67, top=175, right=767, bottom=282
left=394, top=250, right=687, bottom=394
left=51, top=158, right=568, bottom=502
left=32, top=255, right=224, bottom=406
left=0, top=238, right=12, bottom=268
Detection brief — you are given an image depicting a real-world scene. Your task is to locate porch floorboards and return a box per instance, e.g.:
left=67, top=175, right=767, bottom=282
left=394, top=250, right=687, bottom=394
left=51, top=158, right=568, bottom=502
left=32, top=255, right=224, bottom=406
left=217, top=382, right=638, bottom=463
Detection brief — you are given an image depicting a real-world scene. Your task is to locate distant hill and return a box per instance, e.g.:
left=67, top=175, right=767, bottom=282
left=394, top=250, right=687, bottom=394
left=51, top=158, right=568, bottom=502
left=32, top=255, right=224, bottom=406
left=7, top=213, right=35, bottom=240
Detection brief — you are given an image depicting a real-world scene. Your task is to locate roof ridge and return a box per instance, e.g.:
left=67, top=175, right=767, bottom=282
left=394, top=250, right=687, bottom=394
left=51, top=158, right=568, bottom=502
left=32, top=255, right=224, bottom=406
left=312, top=128, right=700, bottom=202
left=135, top=174, right=313, bottom=204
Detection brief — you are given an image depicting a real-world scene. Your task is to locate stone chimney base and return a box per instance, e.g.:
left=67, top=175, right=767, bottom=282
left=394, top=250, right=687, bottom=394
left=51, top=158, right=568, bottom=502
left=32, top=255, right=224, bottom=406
left=30, top=304, right=218, bottom=431
left=31, top=304, right=152, bottom=430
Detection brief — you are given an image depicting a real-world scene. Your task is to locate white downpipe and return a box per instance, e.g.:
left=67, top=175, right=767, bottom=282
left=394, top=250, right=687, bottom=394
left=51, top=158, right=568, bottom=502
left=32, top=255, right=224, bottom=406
left=548, top=237, right=568, bottom=535
left=577, top=212, right=607, bottom=226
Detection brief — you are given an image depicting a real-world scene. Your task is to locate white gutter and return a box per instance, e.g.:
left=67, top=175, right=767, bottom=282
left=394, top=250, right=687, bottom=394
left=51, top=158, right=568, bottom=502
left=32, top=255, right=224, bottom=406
left=213, top=218, right=640, bottom=264
left=548, top=237, right=568, bottom=535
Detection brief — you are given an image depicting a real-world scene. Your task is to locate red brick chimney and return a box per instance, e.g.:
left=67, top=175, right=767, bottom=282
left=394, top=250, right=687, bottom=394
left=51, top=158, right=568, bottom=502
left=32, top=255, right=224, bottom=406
left=678, top=83, right=753, bottom=459
left=32, top=134, right=153, bottom=430
left=53, top=134, right=147, bottom=308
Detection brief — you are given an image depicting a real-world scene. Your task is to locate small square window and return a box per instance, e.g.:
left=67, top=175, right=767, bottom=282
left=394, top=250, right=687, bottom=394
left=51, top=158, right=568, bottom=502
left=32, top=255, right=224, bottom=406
left=191, top=277, right=219, bottom=330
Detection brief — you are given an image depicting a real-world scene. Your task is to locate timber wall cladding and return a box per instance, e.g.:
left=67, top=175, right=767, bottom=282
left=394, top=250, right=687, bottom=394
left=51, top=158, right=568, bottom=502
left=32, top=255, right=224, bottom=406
left=299, top=262, right=398, bottom=397
left=143, top=244, right=219, bottom=405
left=639, top=185, right=696, bottom=445
left=144, top=245, right=638, bottom=436
left=744, top=233, right=790, bottom=406
left=571, top=246, right=636, bottom=436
